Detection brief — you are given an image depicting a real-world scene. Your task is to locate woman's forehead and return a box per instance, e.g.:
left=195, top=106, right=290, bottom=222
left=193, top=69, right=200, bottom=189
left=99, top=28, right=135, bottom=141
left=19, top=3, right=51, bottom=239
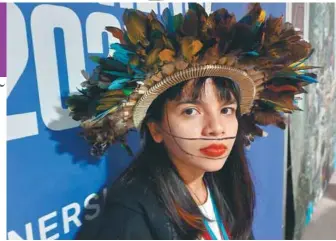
left=177, top=78, right=236, bottom=103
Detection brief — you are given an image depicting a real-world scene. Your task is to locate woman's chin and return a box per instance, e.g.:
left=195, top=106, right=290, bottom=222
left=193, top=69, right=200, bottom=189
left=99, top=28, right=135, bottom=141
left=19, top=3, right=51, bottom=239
left=200, top=157, right=228, bottom=172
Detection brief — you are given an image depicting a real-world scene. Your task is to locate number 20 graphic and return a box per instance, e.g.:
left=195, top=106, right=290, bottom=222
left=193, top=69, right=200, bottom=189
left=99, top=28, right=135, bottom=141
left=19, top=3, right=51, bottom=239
left=7, top=3, right=210, bottom=141
left=7, top=3, right=121, bottom=140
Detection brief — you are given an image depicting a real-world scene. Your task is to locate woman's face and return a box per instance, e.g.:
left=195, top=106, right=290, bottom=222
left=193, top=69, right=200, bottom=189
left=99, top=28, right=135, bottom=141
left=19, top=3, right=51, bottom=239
left=148, top=78, right=239, bottom=173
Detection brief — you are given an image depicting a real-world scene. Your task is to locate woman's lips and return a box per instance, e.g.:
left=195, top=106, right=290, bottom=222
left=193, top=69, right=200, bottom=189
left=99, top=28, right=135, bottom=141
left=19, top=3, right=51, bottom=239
left=199, top=144, right=228, bottom=157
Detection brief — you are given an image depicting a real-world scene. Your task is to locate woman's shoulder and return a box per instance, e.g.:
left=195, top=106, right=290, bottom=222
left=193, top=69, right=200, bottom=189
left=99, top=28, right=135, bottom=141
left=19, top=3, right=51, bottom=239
left=76, top=176, right=162, bottom=239
left=99, top=176, right=179, bottom=239
left=105, top=175, right=156, bottom=211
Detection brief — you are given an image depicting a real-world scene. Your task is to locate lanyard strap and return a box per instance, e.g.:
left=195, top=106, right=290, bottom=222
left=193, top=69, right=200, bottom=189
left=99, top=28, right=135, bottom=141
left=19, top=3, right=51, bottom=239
left=203, top=193, right=230, bottom=240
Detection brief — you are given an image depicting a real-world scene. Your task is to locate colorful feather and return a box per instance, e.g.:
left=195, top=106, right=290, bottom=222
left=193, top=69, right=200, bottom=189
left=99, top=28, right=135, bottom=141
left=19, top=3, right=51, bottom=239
left=146, top=48, right=162, bottom=66
left=180, top=37, right=203, bottom=61
left=200, top=43, right=219, bottom=64
left=148, top=10, right=165, bottom=34
left=159, top=49, right=176, bottom=62
left=122, top=88, right=134, bottom=96
left=264, top=15, right=283, bottom=45
left=239, top=3, right=266, bottom=33
left=123, top=9, right=149, bottom=47
left=173, top=14, right=184, bottom=32
left=66, top=3, right=319, bottom=157
left=105, top=26, right=125, bottom=44
left=90, top=56, right=128, bottom=73
left=181, top=9, right=199, bottom=37
left=107, top=78, right=131, bottom=90
left=297, top=74, right=318, bottom=83
left=254, top=110, right=286, bottom=129
left=92, top=105, right=119, bottom=122
left=161, top=8, right=174, bottom=33
left=266, top=84, right=298, bottom=93
left=188, top=2, right=208, bottom=37
left=289, top=48, right=315, bottom=68
left=102, top=70, right=131, bottom=78
left=110, top=43, right=135, bottom=65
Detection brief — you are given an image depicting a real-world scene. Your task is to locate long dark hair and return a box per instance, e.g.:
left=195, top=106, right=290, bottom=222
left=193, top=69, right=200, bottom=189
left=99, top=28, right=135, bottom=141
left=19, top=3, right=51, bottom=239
left=117, top=76, right=255, bottom=239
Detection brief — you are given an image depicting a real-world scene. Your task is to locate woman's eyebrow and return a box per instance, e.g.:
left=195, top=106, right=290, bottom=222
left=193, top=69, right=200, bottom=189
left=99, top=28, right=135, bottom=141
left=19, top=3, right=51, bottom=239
left=223, top=99, right=238, bottom=105
left=176, top=99, right=202, bottom=105
left=176, top=98, right=237, bottom=106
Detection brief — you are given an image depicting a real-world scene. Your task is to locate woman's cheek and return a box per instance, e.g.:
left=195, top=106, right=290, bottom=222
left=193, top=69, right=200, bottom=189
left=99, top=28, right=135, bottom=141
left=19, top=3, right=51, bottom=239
left=176, top=120, right=202, bottom=136
left=228, top=116, right=239, bottom=135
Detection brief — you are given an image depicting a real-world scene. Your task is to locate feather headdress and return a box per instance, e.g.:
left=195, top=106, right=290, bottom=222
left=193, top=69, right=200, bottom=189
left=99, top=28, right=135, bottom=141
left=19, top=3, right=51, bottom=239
left=67, top=3, right=319, bottom=156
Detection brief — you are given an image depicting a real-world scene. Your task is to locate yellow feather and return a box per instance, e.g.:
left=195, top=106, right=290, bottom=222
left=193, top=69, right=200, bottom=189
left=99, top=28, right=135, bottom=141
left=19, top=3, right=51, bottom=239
left=258, top=10, right=266, bottom=23
left=102, top=90, right=125, bottom=97
left=96, top=104, right=119, bottom=113
left=289, top=62, right=305, bottom=68
left=146, top=48, right=162, bottom=66
left=181, top=37, right=203, bottom=61
left=159, top=49, right=175, bottom=62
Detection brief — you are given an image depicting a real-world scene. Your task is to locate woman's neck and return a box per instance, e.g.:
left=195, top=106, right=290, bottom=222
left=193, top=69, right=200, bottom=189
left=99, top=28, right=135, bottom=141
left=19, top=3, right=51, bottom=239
left=172, top=159, right=208, bottom=205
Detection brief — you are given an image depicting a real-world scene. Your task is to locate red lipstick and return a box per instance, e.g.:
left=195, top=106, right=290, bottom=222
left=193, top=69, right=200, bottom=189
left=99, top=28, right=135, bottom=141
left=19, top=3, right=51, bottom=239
left=199, top=144, right=228, bottom=157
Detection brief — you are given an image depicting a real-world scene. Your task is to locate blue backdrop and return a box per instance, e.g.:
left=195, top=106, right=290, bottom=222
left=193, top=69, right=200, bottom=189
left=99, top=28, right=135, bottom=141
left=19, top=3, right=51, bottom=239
left=7, top=2, right=286, bottom=239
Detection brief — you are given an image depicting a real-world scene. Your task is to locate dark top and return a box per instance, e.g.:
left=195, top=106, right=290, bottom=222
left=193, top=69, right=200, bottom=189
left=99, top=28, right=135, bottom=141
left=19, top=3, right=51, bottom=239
left=76, top=177, right=254, bottom=240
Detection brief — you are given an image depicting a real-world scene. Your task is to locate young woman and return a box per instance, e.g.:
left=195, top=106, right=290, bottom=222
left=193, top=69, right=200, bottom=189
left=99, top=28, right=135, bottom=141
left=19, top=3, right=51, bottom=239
left=68, top=3, right=317, bottom=240
left=94, top=76, right=255, bottom=239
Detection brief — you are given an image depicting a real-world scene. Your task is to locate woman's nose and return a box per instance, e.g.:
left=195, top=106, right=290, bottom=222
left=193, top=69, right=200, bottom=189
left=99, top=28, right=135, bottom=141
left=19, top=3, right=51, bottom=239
left=202, top=113, right=225, bottom=136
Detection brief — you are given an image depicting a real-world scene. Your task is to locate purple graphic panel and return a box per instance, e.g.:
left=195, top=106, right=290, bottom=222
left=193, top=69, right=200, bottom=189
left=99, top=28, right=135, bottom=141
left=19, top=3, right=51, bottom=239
left=0, top=3, right=6, bottom=77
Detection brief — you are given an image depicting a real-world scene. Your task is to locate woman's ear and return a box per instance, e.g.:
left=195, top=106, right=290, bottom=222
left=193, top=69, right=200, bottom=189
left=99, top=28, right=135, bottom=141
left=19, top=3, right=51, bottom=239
left=147, top=122, right=163, bottom=143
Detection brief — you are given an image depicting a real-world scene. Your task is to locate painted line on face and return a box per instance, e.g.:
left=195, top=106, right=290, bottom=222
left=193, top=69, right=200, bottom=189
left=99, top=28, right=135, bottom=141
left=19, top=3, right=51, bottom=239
left=162, top=104, right=236, bottom=160
left=159, top=126, right=236, bottom=140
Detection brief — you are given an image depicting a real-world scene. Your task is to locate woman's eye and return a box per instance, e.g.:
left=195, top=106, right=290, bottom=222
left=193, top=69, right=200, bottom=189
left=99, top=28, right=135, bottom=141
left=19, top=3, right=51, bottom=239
left=221, top=107, right=235, bottom=115
left=183, top=108, right=199, bottom=116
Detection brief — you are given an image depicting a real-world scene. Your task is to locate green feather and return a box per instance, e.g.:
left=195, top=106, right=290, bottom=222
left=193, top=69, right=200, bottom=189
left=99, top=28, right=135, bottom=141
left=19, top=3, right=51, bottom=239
left=103, top=70, right=131, bottom=77
left=122, top=88, right=134, bottom=96
left=89, top=56, right=101, bottom=64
